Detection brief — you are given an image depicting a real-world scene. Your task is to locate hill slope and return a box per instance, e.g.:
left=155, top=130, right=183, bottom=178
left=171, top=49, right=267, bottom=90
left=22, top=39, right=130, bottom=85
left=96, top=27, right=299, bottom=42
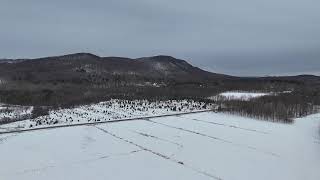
left=0, top=53, right=319, bottom=106
left=0, top=53, right=232, bottom=85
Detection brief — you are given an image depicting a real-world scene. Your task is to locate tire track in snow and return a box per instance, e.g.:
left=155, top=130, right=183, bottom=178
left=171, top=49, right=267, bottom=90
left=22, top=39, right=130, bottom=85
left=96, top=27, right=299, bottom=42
left=79, top=149, right=142, bottom=164
left=129, top=129, right=184, bottom=157
left=9, top=150, right=142, bottom=176
left=146, top=119, right=280, bottom=157
left=130, top=130, right=184, bottom=148
left=177, top=116, right=270, bottom=134
left=94, top=125, right=223, bottom=180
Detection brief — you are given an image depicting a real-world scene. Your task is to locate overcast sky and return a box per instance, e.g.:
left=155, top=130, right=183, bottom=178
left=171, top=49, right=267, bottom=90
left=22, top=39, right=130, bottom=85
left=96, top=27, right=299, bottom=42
left=1, top=0, right=319, bottom=76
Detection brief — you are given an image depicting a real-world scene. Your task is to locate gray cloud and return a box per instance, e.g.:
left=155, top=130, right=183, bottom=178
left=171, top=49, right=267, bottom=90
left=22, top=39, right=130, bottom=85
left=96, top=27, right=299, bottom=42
left=0, top=0, right=319, bottom=76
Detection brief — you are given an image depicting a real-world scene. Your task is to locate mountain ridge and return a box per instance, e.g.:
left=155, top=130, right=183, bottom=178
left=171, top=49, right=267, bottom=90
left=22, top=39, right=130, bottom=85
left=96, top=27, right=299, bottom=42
left=0, top=53, right=319, bottom=106
left=0, top=53, right=318, bottom=80
left=0, top=53, right=234, bottom=85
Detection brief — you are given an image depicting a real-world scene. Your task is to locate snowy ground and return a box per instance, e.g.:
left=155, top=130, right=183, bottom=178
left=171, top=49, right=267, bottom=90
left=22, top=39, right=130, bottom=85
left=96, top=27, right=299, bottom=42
left=0, top=99, right=214, bottom=132
left=216, top=91, right=271, bottom=100
left=0, top=112, right=319, bottom=180
left=214, top=91, right=293, bottom=101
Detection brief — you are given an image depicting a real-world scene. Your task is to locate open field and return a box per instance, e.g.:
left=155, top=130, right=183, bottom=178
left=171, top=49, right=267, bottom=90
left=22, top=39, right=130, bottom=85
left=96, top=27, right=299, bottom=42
left=1, top=112, right=319, bottom=180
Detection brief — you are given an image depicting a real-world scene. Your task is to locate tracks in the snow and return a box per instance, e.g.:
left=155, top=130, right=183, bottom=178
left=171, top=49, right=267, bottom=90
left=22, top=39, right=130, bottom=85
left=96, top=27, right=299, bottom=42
left=94, top=125, right=223, bottom=180
left=11, top=149, right=142, bottom=176
left=129, top=129, right=184, bottom=157
left=130, top=129, right=183, bottom=148
left=146, top=119, right=280, bottom=157
left=177, top=116, right=270, bottom=134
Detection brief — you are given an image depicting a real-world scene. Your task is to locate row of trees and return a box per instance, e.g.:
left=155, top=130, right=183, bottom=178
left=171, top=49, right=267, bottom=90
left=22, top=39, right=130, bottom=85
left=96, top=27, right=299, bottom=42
left=217, top=90, right=319, bottom=123
left=0, top=81, right=219, bottom=108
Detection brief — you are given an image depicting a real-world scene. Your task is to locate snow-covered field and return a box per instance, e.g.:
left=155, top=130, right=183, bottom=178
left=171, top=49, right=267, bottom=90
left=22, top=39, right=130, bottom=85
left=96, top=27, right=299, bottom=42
left=0, top=99, right=213, bottom=132
left=214, top=91, right=293, bottom=101
left=0, top=112, right=319, bottom=180
left=217, top=91, right=271, bottom=100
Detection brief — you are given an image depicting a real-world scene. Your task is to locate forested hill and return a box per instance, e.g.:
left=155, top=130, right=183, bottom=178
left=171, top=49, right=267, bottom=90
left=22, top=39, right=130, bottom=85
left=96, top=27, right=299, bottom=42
left=0, top=53, right=233, bottom=85
left=0, top=53, right=319, bottom=107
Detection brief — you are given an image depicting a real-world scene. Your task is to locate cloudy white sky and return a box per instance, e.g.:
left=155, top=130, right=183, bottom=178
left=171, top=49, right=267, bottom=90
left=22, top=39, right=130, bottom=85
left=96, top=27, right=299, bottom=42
left=0, top=0, right=319, bottom=76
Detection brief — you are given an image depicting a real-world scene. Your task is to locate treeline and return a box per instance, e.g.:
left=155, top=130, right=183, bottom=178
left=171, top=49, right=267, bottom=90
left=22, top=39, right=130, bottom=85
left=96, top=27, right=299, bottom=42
left=217, top=89, right=320, bottom=123
left=0, top=82, right=221, bottom=109
left=0, top=75, right=319, bottom=123
left=0, top=114, right=31, bottom=125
